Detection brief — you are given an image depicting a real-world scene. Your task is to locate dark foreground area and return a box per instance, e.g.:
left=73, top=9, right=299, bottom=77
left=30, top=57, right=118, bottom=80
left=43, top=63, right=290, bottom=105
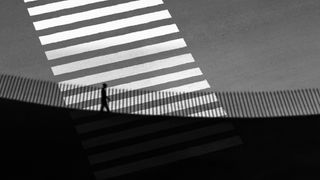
left=1, top=97, right=320, bottom=180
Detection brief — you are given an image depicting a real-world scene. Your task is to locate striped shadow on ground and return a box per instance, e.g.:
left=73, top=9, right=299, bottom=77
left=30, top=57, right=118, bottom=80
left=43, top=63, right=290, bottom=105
left=94, top=136, right=241, bottom=179
left=87, top=122, right=234, bottom=164
left=81, top=118, right=203, bottom=148
left=58, top=53, right=195, bottom=86
left=45, top=24, right=179, bottom=60
left=39, top=10, right=172, bottom=45
left=71, top=111, right=241, bottom=179
left=112, top=68, right=203, bottom=90
left=24, top=0, right=217, bottom=118
left=22, top=0, right=239, bottom=177
left=31, top=0, right=164, bottom=30
left=51, top=38, right=187, bottom=75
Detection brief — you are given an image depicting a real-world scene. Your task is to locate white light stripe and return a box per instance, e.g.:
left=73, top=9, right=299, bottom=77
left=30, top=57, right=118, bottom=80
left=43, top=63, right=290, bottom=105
left=28, top=0, right=110, bottom=16
left=113, top=68, right=203, bottom=90
left=33, top=0, right=164, bottom=30
left=40, top=10, right=171, bottom=45
left=188, top=107, right=227, bottom=117
left=162, top=80, right=211, bottom=92
left=59, top=53, right=194, bottom=87
left=133, top=93, right=218, bottom=115
left=45, top=24, right=179, bottom=60
left=24, top=0, right=37, bottom=2
left=51, top=38, right=187, bottom=75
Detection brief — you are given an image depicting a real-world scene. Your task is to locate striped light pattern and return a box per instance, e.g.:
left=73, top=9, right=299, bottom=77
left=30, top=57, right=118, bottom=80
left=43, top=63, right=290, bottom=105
left=24, top=0, right=221, bottom=117
left=39, top=10, right=172, bottom=45
left=32, top=0, right=164, bottom=30
left=22, top=0, right=236, bottom=177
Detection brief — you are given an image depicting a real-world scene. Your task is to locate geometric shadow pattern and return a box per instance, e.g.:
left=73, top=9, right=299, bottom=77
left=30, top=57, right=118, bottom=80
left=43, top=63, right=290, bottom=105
left=24, top=0, right=221, bottom=118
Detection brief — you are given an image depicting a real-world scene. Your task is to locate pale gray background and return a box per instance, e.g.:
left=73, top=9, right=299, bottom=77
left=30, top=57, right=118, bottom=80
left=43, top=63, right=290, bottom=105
left=1, top=0, right=320, bottom=91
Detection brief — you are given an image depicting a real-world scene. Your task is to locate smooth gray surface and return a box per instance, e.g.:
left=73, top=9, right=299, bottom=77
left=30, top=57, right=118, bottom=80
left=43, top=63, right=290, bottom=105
left=165, top=0, right=320, bottom=91
left=1, top=0, right=320, bottom=91
left=0, top=0, right=53, bottom=80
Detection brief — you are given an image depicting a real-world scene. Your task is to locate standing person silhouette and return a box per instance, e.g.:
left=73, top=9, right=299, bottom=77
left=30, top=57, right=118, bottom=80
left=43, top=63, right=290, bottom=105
left=100, top=83, right=111, bottom=113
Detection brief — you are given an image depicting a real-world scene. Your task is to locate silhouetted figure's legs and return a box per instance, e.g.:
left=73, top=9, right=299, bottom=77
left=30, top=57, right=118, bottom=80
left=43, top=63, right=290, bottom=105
left=100, top=83, right=111, bottom=113
left=106, top=104, right=110, bottom=112
left=100, top=103, right=109, bottom=113
left=100, top=104, right=104, bottom=112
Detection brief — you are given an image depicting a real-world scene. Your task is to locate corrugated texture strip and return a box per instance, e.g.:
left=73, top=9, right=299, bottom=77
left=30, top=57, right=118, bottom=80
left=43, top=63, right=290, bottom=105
left=0, top=73, right=320, bottom=117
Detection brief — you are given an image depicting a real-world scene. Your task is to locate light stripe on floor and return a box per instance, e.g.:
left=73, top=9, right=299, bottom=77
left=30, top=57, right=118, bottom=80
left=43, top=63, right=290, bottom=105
left=162, top=80, right=211, bottom=92
left=188, top=107, right=227, bottom=117
left=89, top=123, right=234, bottom=164
left=33, top=0, right=164, bottom=30
left=39, top=10, right=172, bottom=45
left=24, top=0, right=37, bottom=2
left=133, top=92, right=217, bottom=115
left=45, top=24, right=179, bottom=60
left=59, top=53, right=194, bottom=86
left=94, top=136, right=242, bottom=179
left=51, top=38, right=187, bottom=75
left=112, top=68, right=203, bottom=90
left=28, top=0, right=111, bottom=16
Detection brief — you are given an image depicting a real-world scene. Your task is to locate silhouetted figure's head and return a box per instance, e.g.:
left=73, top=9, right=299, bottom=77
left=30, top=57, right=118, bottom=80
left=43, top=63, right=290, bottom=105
left=102, top=83, right=107, bottom=89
